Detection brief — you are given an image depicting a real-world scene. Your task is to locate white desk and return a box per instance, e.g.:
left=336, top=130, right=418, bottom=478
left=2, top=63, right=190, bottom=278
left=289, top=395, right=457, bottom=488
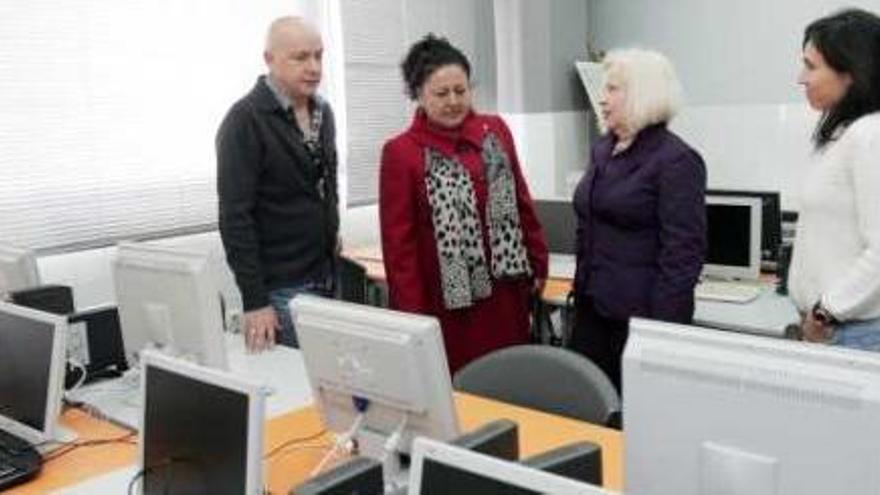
left=66, top=332, right=313, bottom=430
left=541, top=279, right=799, bottom=340
left=52, top=335, right=313, bottom=495
left=51, top=466, right=137, bottom=495
left=694, top=287, right=800, bottom=338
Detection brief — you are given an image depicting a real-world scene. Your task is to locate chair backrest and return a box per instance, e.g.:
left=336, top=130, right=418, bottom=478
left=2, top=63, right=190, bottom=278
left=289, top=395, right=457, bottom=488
left=336, top=256, right=367, bottom=304
left=453, top=345, right=621, bottom=426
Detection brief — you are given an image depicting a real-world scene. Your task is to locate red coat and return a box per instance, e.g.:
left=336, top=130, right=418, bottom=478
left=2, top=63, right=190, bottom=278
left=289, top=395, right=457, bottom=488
left=379, top=110, right=549, bottom=373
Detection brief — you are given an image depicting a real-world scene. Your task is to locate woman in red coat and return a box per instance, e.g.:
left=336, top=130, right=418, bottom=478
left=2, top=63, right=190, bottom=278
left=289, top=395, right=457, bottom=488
left=379, top=34, right=549, bottom=374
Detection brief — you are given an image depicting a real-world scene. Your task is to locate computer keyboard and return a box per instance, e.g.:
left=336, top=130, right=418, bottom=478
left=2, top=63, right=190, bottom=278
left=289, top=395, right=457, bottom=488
left=694, top=280, right=763, bottom=304
left=0, top=428, right=42, bottom=491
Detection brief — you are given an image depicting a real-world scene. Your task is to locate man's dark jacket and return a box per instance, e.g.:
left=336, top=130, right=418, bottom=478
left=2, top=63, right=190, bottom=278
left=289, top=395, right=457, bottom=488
left=216, top=76, right=339, bottom=311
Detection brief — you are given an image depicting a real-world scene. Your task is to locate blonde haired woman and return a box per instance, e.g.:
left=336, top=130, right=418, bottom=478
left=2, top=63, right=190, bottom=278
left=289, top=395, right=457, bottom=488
left=570, top=49, right=707, bottom=391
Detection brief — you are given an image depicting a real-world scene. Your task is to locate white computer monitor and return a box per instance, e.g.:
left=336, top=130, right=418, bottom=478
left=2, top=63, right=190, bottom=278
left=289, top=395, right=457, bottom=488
left=703, top=195, right=762, bottom=281
left=0, top=301, right=67, bottom=445
left=408, top=437, right=616, bottom=495
left=293, top=296, right=460, bottom=472
left=145, top=232, right=244, bottom=332
left=0, top=244, right=39, bottom=299
left=624, top=317, right=880, bottom=495
left=138, top=349, right=265, bottom=495
left=114, top=242, right=227, bottom=369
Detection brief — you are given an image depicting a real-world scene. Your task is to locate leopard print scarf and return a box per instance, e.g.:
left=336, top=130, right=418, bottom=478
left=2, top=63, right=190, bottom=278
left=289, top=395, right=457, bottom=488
left=424, top=132, right=532, bottom=310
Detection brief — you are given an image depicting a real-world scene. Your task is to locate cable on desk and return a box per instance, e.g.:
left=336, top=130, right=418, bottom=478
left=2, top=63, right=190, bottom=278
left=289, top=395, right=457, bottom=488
left=41, top=431, right=137, bottom=464
left=127, top=467, right=147, bottom=495
left=263, top=428, right=329, bottom=460
left=126, top=458, right=183, bottom=495
left=66, top=358, right=89, bottom=394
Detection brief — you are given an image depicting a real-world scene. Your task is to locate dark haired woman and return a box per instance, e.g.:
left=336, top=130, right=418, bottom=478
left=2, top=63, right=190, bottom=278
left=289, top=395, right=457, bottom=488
left=789, top=9, right=880, bottom=350
left=378, top=34, right=548, bottom=373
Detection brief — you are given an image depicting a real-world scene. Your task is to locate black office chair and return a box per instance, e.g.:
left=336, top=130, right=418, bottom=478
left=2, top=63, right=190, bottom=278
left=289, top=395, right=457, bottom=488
left=453, top=345, right=621, bottom=427
left=336, top=256, right=368, bottom=305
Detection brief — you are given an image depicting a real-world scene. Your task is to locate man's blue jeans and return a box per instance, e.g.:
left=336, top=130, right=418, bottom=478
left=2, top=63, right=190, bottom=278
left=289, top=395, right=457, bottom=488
left=268, top=281, right=333, bottom=348
left=829, top=317, right=880, bottom=352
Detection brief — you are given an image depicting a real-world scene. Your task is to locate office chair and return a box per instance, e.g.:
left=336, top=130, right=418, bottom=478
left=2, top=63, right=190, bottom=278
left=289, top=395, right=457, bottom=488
left=335, top=256, right=368, bottom=305
left=453, top=345, right=621, bottom=427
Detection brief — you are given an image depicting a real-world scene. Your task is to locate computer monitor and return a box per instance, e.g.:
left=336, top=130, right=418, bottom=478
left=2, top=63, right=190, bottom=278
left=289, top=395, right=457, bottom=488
left=624, top=318, right=880, bottom=495
left=138, top=349, right=265, bottom=495
left=0, top=301, right=67, bottom=445
left=0, top=244, right=39, bottom=300
left=407, top=437, right=614, bottom=495
left=708, top=190, right=781, bottom=267
left=293, top=296, right=460, bottom=476
left=534, top=199, right=577, bottom=255
left=450, top=419, right=519, bottom=461
left=144, top=233, right=244, bottom=333
left=114, top=242, right=227, bottom=369
left=703, top=195, right=762, bottom=280
left=521, top=441, right=603, bottom=486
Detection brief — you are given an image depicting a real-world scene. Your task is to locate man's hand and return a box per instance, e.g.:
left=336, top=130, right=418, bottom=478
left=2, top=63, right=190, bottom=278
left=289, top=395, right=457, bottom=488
left=801, top=311, right=834, bottom=343
left=533, top=277, right=547, bottom=295
left=243, top=306, right=279, bottom=353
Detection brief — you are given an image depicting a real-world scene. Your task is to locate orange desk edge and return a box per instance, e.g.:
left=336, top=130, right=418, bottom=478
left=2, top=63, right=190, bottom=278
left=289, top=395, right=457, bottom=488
left=15, top=393, right=623, bottom=494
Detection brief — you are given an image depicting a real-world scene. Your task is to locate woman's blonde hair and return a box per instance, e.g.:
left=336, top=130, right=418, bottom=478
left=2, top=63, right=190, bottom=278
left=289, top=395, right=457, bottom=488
left=603, top=48, right=683, bottom=134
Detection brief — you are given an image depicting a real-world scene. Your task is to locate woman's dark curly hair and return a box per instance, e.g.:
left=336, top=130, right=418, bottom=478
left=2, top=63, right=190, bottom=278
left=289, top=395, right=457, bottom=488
left=804, top=8, right=880, bottom=148
left=400, top=34, right=471, bottom=100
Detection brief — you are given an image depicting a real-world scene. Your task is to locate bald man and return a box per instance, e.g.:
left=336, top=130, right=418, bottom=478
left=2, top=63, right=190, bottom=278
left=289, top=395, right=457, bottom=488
left=217, top=16, right=339, bottom=352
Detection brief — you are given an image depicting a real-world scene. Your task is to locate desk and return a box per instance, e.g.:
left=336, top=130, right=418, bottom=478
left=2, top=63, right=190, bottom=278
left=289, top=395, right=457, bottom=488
left=348, top=243, right=800, bottom=340
left=65, top=333, right=313, bottom=430
left=693, top=286, right=799, bottom=338
left=43, top=393, right=622, bottom=494
left=8, top=408, right=137, bottom=495
left=343, top=246, right=575, bottom=305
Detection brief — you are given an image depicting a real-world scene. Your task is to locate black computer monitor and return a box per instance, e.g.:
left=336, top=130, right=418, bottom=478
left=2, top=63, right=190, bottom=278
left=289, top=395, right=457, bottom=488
left=139, top=350, right=264, bottom=494
left=704, top=196, right=763, bottom=281
left=450, top=419, right=519, bottom=461
left=533, top=199, right=577, bottom=255
left=409, top=437, right=611, bottom=495
left=0, top=302, right=67, bottom=446
left=520, top=441, right=602, bottom=486
left=707, top=189, right=781, bottom=266
left=292, top=457, right=384, bottom=495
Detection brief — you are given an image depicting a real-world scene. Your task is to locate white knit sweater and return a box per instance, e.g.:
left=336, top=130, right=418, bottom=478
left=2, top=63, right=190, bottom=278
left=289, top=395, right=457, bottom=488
left=789, top=112, right=880, bottom=321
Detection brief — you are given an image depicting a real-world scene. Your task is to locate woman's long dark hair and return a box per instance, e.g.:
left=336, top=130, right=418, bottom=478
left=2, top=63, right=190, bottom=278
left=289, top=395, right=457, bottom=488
left=804, top=8, right=880, bottom=147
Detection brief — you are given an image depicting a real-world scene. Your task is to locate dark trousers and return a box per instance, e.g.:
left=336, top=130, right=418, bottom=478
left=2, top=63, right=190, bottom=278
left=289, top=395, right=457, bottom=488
left=568, top=295, right=629, bottom=394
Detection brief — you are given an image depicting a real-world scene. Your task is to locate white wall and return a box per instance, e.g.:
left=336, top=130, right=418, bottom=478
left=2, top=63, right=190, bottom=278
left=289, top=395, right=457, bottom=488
left=587, top=0, right=880, bottom=210
left=502, top=111, right=590, bottom=199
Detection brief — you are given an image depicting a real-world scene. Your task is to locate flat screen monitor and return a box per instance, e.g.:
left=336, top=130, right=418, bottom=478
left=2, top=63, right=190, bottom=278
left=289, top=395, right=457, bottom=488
left=138, top=349, right=264, bottom=495
left=145, top=232, right=244, bottom=333
left=534, top=199, right=577, bottom=255
left=708, top=190, right=781, bottom=266
left=293, top=296, right=460, bottom=465
left=114, top=242, right=227, bottom=369
left=0, top=244, right=39, bottom=299
left=624, top=317, right=880, bottom=495
left=0, top=301, right=67, bottom=445
left=407, top=437, right=614, bottom=495
left=703, top=195, right=762, bottom=280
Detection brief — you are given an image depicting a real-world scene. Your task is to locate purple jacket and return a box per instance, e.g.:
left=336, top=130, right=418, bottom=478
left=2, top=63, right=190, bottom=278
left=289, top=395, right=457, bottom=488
left=573, top=124, right=706, bottom=323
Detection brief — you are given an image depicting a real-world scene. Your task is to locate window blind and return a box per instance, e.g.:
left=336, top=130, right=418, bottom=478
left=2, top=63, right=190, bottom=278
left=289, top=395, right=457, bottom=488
left=339, top=0, right=494, bottom=206
left=0, top=0, right=326, bottom=252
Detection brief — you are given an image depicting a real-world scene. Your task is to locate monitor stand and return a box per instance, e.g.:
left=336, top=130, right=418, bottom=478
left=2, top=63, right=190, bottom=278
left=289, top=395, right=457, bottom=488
left=353, top=417, right=409, bottom=491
